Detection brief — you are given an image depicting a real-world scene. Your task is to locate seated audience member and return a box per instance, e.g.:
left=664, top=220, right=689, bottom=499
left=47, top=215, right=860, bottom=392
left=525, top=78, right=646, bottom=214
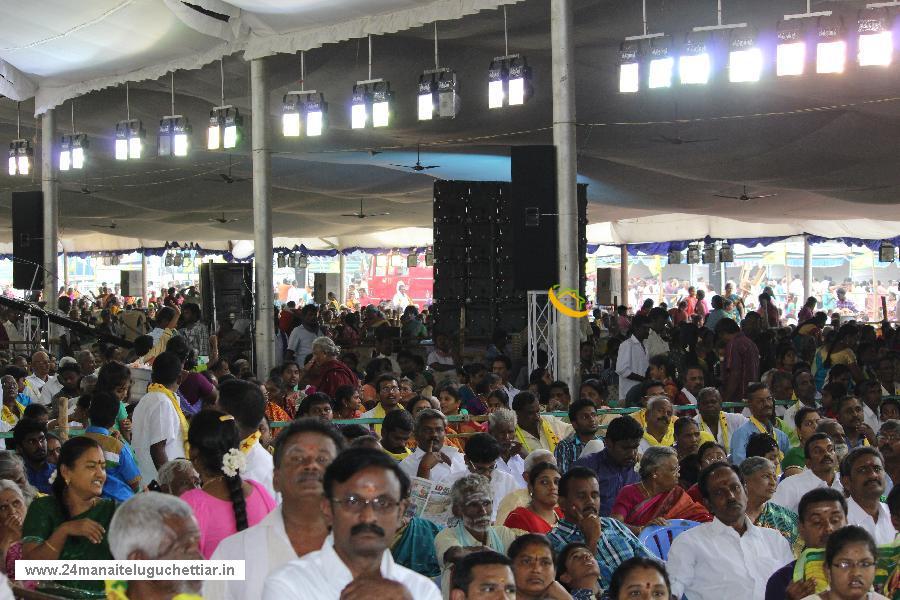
left=297, top=392, right=334, bottom=422
left=361, top=372, right=405, bottom=435
left=83, top=391, right=141, bottom=502
left=674, top=416, right=714, bottom=461
left=443, top=433, right=517, bottom=522
left=107, top=492, right=203, bottom=600
left=45, top=433, right=61, bottom=465
left=740, top=456, right=798, bottom=546
left=547, top=466, right=651, bottom=590
left=504, top=462, right=563, bottom=534
left=611, top=446, right=711, bottom=536
left=512, top=391, right=573, bottom=454
left=636, top=395, right=675, bottom=452
left=782, top=406, right=822, bottom=474
left=496, top=450, right=556, bottom=524
left=746, top=431, right=783, bottom=466
left=694, top=386, right=748, bottom=454
left=381, top=409, right=414, bottom=461
left=216, top=379, right=274, bottom=498
left=180, top=410, right=276, bottom=558
left=132, top=351, right=188, bottom=484
left=207, top=419, right=345, bottom=600
left=508, top=533, right=572, bottom=600
left=554, top=399, right=603, bottom=475
left=438, top=385, right=485, bottom=440
left=263, top=448, right=441, bottom=600
left=555, top=542, right=602, bottom=599
left=264, top=374, right=296, bottom=423
left=0, top=452, right=39, bottom=507
left=880, top=419, right=900, bottom=489
left=606, top=557, right=673, bottom=600
left=391, top=514, right=444, bottom=580
left=573, top=415, right=642, bottom=517
left=773, top=433, right=843, bottom=513
left=303, top=336, right=359, bottom=400
left=156, top=458, right=200, bottom=497
left=0, top=479, right=29, bottom=589
left=12, top=419, right=55, bottom=494
left=667, top=463, right=793, bottom=600
left=731, top=382, right=791, bottom=466
left=435, top=474, right=523, bottom=593
left=21, top=437, right=116, bottom=597
left=94, top=360, right=135, bottom=435
left=488, top=408, right=527, bottom=488
left=0, top=375, right=23, bottom=428
left=835, top=395, right=876, bottom=451
left=765, top=487, right=848, bottom=600
left=448, top=550, right=516, bottom=600
left=399, top=408, right=466, bottom=481
left=547, top=381, right=572, bottom=412
left=333, top=384, right=362, bottom=420
left=817, top=419, right=850, bottom=462
left=840, top=447, right=893, bottom=544
left=799, top=525, right=889, bottom=600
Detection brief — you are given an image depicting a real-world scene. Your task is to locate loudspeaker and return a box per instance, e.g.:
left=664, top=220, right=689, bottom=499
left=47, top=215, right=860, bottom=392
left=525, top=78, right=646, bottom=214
left=199, top=263, right=253, bottom=326
left=313, top=273, right=341, bottom=304
left=12, top=191, right=44, bottom=290
left=596, top=268, right=621, bottom=305
left=511, top=146, right=558, bottom=291
left=120, top=270, right=144, bottom=298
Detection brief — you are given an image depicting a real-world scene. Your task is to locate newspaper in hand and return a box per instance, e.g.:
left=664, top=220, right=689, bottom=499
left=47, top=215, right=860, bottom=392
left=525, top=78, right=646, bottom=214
left=407, top=476, right=454, bottom=527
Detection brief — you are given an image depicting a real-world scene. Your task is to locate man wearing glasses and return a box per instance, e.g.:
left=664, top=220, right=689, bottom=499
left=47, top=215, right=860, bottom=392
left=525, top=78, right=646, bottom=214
left=399, top=408, right=467, bottom=482
left=263, top=447, right=441, bottom=599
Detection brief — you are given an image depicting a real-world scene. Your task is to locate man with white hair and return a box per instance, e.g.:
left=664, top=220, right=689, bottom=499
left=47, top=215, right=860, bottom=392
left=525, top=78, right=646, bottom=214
left=496, top=449, right=556, bottom=524
left=23, top=351, right=51, bottom=403
left=487, top=408, right=526, bottom=488
left=107, top=492, right=203, bottom=600
left=156, top=458, right=200, bottom=497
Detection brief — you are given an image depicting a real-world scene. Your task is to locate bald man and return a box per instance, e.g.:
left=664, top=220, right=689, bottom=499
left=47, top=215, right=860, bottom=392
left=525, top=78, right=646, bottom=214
left=24, top=352, right=51, bottom=404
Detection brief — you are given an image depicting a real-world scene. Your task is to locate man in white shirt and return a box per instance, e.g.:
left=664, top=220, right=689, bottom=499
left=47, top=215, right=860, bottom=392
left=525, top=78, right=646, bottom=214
left=399, top=409, right=467, bottom=482
left=841, top=446, right=894, bottom=544
left=207, top=419, right=346, bottom=600
left=487, top=409, right=526, bottom=488
left=512, top=391, right=573, bottom=453
left=490, top=356, right=519, bottom=405
left=645, top=307, right=669, bottom=359
left=668, top=462, right=793, bottom=600
left=215, top=379, right=275, bottom=498
left=285, top=305, right=325, bottom=365
left=615, top=315, right=650, bottom=403
left=772, top=433, right=843, bottom=513
left=441, top=433, right=518, bottom=522
left=391, top=283, right=411, bottom=312
left=24, top=351, right=51, bottom=403
left=131, top=351, right=188, bottom=484
left=693, top=387, right=748, bottom=455
left=263, top=448, right=441, bottom=600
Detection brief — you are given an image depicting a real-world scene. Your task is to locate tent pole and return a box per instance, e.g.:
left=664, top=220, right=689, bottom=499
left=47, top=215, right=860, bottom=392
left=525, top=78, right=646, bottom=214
left=251, top=57, right=275, bottom=378
left=551, top=0, right=579, bottom=388
left=803, top=234, right=812, bottom=305
left=62, top=252, right=69, bottom=291
left=620, top=245, right=629, bottom=310
left=42, top=109, right=59, bottom=306
left=141, top=249, right=148, bottom=307
left=339, top=253, right=346, bottom=307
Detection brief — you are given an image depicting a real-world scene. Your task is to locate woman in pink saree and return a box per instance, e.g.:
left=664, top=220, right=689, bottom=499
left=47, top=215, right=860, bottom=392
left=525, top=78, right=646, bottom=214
left=611, top=446, right=711, bottom=535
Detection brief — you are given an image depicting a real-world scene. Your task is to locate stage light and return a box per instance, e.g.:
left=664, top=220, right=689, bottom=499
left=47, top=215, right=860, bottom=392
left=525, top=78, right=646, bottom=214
left=277, top=254, right=287, bottom=268
left=507, top=56, right=532, bottom=106
left=858, top=11, right=892, bottom=67
left=648, top=39, right=674, bottom=89
left=207, top=115, right=220, bottom=150
left=206, top=106, right=242, bottom=151
left=702, top=243, right=717, bottom=264
left=686, top=245, right=700, bottom=264
left=879, top=241, right=896, bottom=262
left=425, top=249, right=434, bottom=267
left=371, top=82, right=393, bottom=128
left=777, top=22, right=806, bottom=76
left=619, top=42, right=641, bottom=93
left=719, top=243, right=734, bottom=263
left=436, top=70, right=459, bottom=118
left=418, top=69, right=460, bottom=120
left=816, top=17, right=845, bottom=74
left=351, top=84, right=370, bottom=129
left=115, top=120, right=144, bottom=160
left=305, top=94, right=327, bottom=136
left=729, top=30, right=762, bottom=82
left=59, top=139, right=71, bottom=172
left=7, top=140, right=31, bottom=176
left=667, top=249, right=683, bottom=264
left=488, top=60, right=506, bottom=108
left=282, top=95, right=302, bottom=137
left=158, top=116, right=192, bottom=158
left=680, top=37, right=711, bottom=85
left=59, top=133, right=88, bottom=171
left=283, top=91, right=327, bottom=138
left=418, top=74, right=436, bottom=121
left=223, top=109, right=242, bottom=149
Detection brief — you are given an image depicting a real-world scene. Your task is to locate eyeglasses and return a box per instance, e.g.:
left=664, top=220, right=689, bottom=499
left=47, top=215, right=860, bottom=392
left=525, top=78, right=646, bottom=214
left=830, top=559, right=876, bottom=570
left=331, top=494, right=400, bottom=513
left=467, top=461, right=496, bottom=476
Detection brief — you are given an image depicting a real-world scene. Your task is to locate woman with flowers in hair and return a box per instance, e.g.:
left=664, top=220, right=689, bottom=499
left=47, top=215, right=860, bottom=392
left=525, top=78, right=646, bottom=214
left=180, top=409, right=276, bottom=558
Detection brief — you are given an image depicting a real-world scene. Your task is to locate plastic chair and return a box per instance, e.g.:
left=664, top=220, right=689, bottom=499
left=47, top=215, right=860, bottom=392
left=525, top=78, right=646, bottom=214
left=637, top=519, right=700, bottom=560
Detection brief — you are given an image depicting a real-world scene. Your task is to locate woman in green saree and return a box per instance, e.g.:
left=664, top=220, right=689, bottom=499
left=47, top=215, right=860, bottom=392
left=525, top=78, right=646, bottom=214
left=22, top=435, right=117, bottom=598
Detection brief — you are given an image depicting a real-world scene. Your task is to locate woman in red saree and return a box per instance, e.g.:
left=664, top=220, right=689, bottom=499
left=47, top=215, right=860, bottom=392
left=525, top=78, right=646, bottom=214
left=503, top=463, right=563, bottom=534
left=611, top=446, right=711, bottom=535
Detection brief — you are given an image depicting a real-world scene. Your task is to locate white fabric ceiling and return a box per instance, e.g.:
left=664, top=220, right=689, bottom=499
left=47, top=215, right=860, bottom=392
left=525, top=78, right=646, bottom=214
left=0, top=0, right=899, bottom=252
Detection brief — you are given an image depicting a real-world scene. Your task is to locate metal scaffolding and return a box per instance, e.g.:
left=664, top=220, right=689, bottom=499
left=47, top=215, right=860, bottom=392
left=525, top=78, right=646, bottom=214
left=528, top=291, right=558, bottom=378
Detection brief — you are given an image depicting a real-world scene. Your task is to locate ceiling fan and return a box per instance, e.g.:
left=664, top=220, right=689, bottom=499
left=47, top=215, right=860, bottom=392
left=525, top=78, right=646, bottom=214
left=90, top=221, right=118, bottom=230
left=208, top=212, right=239, bottom=224
left=205, top=155, right=250, bottom=184
left=390, top=144, right=440, bottom=171
left=341, top=198, right=390, bottom=219
left=713, top=185, right=778, bottom=202
left=653, top=134, right=718, bottom=145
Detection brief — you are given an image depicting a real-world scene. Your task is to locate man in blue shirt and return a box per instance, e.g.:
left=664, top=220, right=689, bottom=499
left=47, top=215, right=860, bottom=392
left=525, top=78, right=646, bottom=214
left=573, top=416, right=642, bottom=516
left=547, top=466, right=651, bottom=591
left=730, top=382, right=790, bottom=465
left=13, top=418, right=55, bottom=493
left=83, top=391, right=141, bottom=502
left=554, top=399, right=603, bottom=475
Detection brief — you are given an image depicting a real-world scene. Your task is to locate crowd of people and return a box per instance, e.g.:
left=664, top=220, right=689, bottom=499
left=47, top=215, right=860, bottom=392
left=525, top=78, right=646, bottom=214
left=0, top=281, right=893, bottom=599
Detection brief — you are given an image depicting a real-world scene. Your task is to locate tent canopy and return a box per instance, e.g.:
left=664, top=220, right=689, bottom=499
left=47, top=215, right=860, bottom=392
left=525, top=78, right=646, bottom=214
left=1, top=0, right=899, bottom=251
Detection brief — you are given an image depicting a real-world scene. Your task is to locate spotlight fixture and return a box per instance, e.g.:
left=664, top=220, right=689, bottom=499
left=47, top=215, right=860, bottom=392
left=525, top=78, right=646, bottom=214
left=686, top=245, right=700, bottom=264
left=857, top=9, right=893, bottom=67
left=277, top=254, right=287, bottom=268
left=816, top=16, right=846, bottom=74
left=173, top=252, right=183, bottom=267
left=59, top=134, right=88, bottom=171
left=282, top=53, right=328, bottom=138
left=297, top=254, right=309, bottom=269
left=419, top=23, right=460, bottom=120
left=702, top=243, right=717, bottom=264
left=729, top=29, right=763, bottom=83
left=488, top=7, right=532, bottom=108
left=351, top=35, right=392, bottom=129
left=113, top=83, right=145, bottom=161
left=648, top=37, right=674, bottom=89
left=619, top=41, right=642, bottom=93
left=371, top=81, right=393, bottom=127
left=159, top=72, right=192, bottom=157
left=407, top=254, right=418, bottom=268
left=680, top=35, right=711, bottom=85
left=351, top=84, right=370, bottom=129
left=879, top=241, right=896, bottom=263
left=719, top=242, right=734, bottom=263
left=425, top=249, right=434, bottom=267
left=488, top=59, right=507, bottom=108
left=776, top=21, right=807, bottom=76
left=7, top=103, right=31, bottom=176
left=667, top=249, right=683, bottom=265
left=164, top=252, right=174, bottom=268
left=207, top=106, right=243, bottom=150
left=287, top=253, right=298, bottom=268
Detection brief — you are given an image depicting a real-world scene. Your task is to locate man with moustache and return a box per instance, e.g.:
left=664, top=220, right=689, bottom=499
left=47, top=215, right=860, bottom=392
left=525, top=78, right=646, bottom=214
left=207, top=419, right=346, bottom=600
left=399, top=408, right=467, bottom=481
left=263, top=448, right=441, bottom=599
left=841, top=446, right=894, bottom=544
left=835, top=395, right=877, bottom=450
left=878, top=420, right=900, bottom=491
left=730, top=382, right=790, bottom=465
left=772, top=433, right=843, bottom=513
left=667, top=463, right=793, bottom=600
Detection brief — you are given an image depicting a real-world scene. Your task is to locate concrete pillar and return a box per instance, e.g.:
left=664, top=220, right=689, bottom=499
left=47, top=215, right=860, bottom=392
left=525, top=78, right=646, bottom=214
left=251, top=58, right=274, bottom=378
left=41, top=110, right=58, bottom=304
left=141, top=250, right=148, bottom=306
left=339, top=252, right=346, bottom=306
left=620, top=245, right=629, bottom=309
left=803, top=234, right=813, bottom=303
left=551, top=0, right=579, bottom=388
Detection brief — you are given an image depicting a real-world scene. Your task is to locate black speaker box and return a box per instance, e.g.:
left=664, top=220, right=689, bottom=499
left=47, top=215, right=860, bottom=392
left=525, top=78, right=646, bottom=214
left=199, top=263, right=253, bottom=326
left=12, top=191, right=44, bottom=290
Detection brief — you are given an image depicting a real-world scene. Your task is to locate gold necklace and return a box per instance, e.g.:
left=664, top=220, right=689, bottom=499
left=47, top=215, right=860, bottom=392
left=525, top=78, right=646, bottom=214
left=201, top=475, right=224, bottom=490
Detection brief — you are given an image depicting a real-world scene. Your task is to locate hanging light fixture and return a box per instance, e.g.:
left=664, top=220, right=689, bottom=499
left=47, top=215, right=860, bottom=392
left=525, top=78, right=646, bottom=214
left=159, top=72, right=192, bottom=157
left=816, top=15, right=846, bottom=74
left=878, top=240, right=896, bottom=263
left=418, top=24, right=460, bottom=121
left=425, top=248, right=434, bottom=267
left=8, top=103, right=32, bottom=177
left=719, top=242, right=735, bottom=263
left=776, top=20, right=807, bottom=76
left=701, top=242, right=717, bottom=264
left=619, top=0, right=664, bottom=94
left=351, top=35, right=392, bottom=129
left=114, top=83, right=145, bottom=161
left=207, top=59, right=244, bottom=150
left=728, top=28, right=763, bottom=83
left=667, top=249, right=683, bottom=265
left=283, top=53, right=329, bottom=138
left=60, top=101, right=88, bottom=171
left=648, top=37, right=675, bottom=89
left=679, top=33, right=712, bottom=85
left=857, top=8, right=893, bottom=67
left=686, top=244, right=701, bottom=264
left=277, top=254, right=287, bottom=268
left=487, top=6, right=532, bottom=108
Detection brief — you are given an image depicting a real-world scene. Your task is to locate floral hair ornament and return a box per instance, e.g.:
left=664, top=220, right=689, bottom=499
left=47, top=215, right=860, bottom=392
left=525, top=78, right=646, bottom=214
left=221, top=448, right=245, bottom=477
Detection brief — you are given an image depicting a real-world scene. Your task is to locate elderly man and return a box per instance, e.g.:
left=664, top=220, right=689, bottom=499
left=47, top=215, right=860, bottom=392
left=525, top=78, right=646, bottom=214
left=667, top=463, right=793, bottom=600
left=488, top=408, right=527, bottom=488
left=157, top=458, right=200, bottom=496
left=208, top=419, right=346, bottom=600
left=841, top=446, right=893, bottom=544
left=216, top=379, right=274, bottom=498
left=23, top=351, right=51, bottom=403
left=512, top=391, right=572, bottom=454
left=107, top=492, right=203, bottom=600
left=764, top=488, right=848, bottom=600
left=637, top=395, right=676, bottom=452
left=399, top=408, right=467, bottom=481
left=263, top=448, right=441, bottom=599
left=771, top=432, right=842, bottom=513
left=442, top=433, right=518, bottom=522
left=361, top=373, right=404, bottom=436
left=449, top=550, right=516, bottom=600
left=694, top=387, right=748, bottom=454
left=730, top=382, right=790, bottom=465
left=574, top=416, right=643, bottom=517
